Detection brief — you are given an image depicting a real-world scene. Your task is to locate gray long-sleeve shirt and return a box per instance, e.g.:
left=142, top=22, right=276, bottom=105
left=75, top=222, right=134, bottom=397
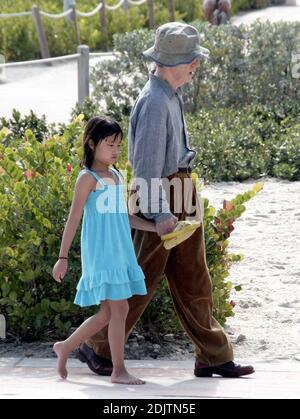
left=128, top=72, right=196, bottom=223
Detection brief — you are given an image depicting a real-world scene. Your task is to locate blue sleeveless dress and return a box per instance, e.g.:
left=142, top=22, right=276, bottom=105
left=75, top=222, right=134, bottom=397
left=74, top=167, right=147, bottom=307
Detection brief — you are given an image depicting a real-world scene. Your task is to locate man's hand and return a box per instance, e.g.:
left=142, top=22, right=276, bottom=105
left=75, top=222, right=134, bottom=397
left=156, top=214, right=178, bottom=236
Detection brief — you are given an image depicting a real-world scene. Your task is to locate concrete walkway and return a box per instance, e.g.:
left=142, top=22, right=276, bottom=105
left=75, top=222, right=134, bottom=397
left=0, top=56, right=109, bottom=124
left=1, top=358, right=299, bottom=399
left=232, top=3, right=300, bottom=25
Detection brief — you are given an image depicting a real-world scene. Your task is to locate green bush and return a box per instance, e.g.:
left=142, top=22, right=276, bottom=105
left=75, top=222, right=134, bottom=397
left=187, top=108, right=270, bottom=182
left=0, top=0, right=269, bottom=62
left=79, top=99, right=300, bottom=183
left=270, top=123, right=300, bottom=181
left=231, top=0, right=268, bottom=14
left=203, top=184, right=264, bottom=325
left=187, top=104, right=300, bottom=182
left=90, top=29, right=153, bottom=120
left=0, top=117, right=85, bottom=340
left=91, top=21, right=300, bottom=116
left=0, top=109, right=56, bottom=145
left=0, top=114, right=262, bottom=340
left=0, top=1, right=76, bottom=61
left=0, top=0, right=192, bottom=61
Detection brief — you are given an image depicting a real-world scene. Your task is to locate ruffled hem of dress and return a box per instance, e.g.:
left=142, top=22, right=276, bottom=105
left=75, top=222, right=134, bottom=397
left=76, top=265, right=145, bottom=291
left=73, top=265, right=146, bottom=307
left=74, top=279, right=147, bottom=307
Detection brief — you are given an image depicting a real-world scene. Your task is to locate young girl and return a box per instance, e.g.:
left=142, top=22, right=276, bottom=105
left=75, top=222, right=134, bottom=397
left=52, top=116, right=157, bottom=385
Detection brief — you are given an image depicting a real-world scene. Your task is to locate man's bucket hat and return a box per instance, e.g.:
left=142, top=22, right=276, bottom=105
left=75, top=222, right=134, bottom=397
left=143, top=22, right=210, bottom=67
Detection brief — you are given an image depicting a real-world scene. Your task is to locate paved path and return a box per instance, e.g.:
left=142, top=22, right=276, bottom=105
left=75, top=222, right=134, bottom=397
left=0, top=57, right=108, bottom=124
left=1, top=358, right=299, bottom=399
left=232, top=3, right=300, bottom=25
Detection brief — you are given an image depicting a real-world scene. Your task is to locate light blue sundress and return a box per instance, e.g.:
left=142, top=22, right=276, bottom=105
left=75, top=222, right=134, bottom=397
left=74, top=167, right=147, bottom=307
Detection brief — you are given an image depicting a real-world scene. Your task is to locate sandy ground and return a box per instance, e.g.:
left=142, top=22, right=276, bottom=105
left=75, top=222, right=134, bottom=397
left=201, top=178, right=300, bottom=362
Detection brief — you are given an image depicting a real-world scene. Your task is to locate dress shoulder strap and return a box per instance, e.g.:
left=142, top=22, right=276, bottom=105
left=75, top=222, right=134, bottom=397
left=110, top=167, right=124, bottom=184
left=83, top=168, right=106, bottom=187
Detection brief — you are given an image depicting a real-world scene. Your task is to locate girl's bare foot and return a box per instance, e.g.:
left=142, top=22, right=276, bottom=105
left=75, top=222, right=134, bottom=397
left=53, top=341, right=69, bottom=379
left=111, top=370, right=145, bottom=385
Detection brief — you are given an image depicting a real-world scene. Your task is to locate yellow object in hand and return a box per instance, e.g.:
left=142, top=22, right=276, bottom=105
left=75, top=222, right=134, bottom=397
left=161, top=220, right=201, bottom=250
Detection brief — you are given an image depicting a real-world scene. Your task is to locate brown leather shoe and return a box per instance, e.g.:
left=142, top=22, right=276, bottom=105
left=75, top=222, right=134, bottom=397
left=75, top=343, right=113, bottom=376
left=194, top=359, right=255, bottom=378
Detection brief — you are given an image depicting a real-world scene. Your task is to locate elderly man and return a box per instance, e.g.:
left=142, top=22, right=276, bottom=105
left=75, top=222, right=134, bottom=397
left=76, top=22, right=254, bottom=378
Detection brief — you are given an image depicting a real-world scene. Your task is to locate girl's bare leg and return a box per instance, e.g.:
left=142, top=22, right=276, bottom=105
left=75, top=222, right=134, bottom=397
left=107, top=299, right=145, bottom=385
left=53, top=301, right=110, bottom=379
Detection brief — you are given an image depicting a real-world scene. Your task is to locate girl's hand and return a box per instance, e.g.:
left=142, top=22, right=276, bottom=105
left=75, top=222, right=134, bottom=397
left=52, top=259, right=68, bottom=283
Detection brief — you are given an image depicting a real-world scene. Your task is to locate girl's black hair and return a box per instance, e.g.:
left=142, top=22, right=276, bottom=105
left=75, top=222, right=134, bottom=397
left=82, top=116, right=123, bottom=169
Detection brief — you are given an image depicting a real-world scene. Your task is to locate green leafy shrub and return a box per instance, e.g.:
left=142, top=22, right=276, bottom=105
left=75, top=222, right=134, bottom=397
left=0, top=114, right=262, bottom=340
left=0, top=0, right=194, bottom=61
left=90, top=29, right=153, bottom=120
left=231, top=0, right=268, bottom=14
left=204, top=183, right=264, bottom=325
left=269, top=123, right=300, bottom=181
left=70, top=97, right=101, bottom=123
left=187, top=104, right=300, bottom=182
left=72, top=99, right=300, bottom=183
left=0, top=117, right=86, bottom=340
left=0, top=1, right=76, bottom=61
left=187, top=108, right=270, bottom=182
left=91, top=21, right=300, bottom=116
left=0, top=109, right=56, bottom=145
left=0, top=0, right=269, bottom=62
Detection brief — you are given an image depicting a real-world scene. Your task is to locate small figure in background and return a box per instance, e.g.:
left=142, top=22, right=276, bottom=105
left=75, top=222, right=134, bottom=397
left=203, top=0, right=231, bottom=25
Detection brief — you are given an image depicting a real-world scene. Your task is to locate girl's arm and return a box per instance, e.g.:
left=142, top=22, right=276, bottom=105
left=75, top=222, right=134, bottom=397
left=52, top=173, right=95, bottom=283
left=129, top=214, right=157, bottom=233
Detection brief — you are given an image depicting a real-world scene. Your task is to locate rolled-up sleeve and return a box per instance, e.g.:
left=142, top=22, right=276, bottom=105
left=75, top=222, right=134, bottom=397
left=131, top=98, right=173, bottom=223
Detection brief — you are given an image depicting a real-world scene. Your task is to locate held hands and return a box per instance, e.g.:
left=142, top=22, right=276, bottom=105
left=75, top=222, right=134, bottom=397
left=156, top=214, right=178, bottom=237
left=52, top=259, right=68, bottom=283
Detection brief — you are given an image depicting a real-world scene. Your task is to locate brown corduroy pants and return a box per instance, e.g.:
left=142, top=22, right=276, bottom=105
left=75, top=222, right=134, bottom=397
left=87, top=171, right=233, bottom=366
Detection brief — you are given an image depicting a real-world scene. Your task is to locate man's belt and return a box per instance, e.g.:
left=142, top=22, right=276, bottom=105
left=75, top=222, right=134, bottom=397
left=178, top=167, right=192, bottom=174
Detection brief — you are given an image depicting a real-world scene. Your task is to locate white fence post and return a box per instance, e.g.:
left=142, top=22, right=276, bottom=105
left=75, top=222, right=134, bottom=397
left=0, top=54, right=5, bottom=82
left=123, top=0, right=130, bottom=12
left=32, top=5, right=51, bottom=59
left=168, top=0, right=175, bottom=21
left=77, top=45, right=90, bottom=105
left=99, top=0, right=108, bottom=51
left=71, top=5, right=80, bottom=45
left=0, top=315, right=6, bottom=339
left=147, top=0, right=155, bottom=29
